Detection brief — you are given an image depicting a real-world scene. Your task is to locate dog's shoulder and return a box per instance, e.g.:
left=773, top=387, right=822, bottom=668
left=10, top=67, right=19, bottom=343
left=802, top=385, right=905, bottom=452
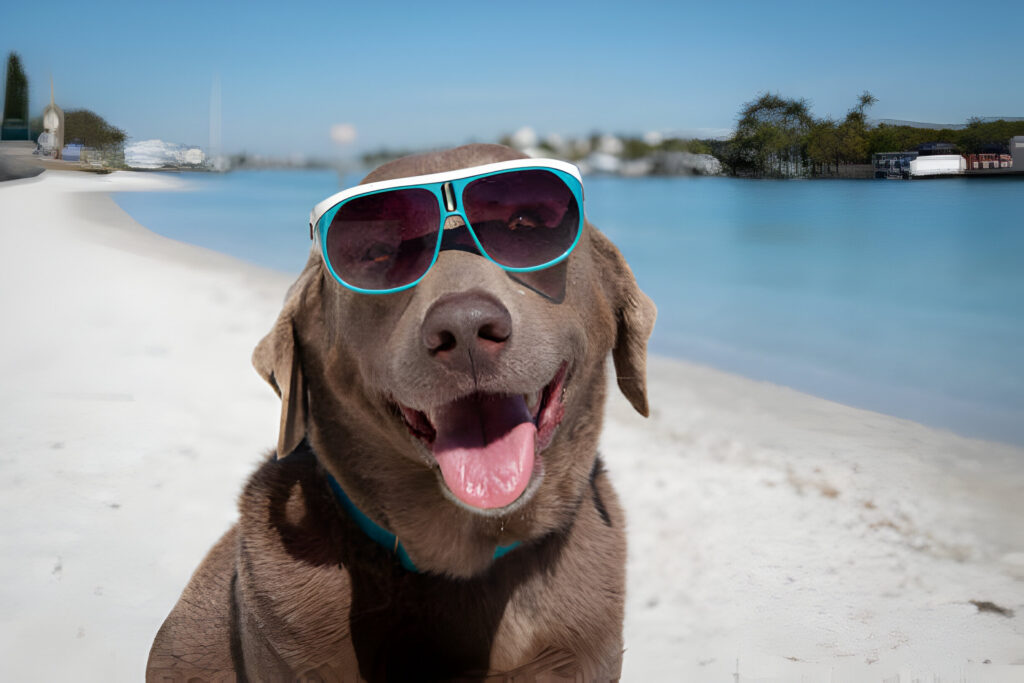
left=149, top=448, right=364, bottom=680
left=146, top=525, right=241, bottom=682
left=233, top=447, right=364, bottom=678
left=235, top=444, right=353, bottom=573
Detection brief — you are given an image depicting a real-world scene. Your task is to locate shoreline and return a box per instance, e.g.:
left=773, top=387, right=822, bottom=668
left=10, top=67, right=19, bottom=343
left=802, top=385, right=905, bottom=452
left=106, top=168, right=1024, bottom=448
left=0, top=170, right=1022, bottom=681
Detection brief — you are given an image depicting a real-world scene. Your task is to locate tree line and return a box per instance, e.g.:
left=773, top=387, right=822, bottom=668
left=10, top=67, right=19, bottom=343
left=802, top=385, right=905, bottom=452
left=3, top=51, right=126, bottom=151
left=720, top=91, right=1024, bottom=177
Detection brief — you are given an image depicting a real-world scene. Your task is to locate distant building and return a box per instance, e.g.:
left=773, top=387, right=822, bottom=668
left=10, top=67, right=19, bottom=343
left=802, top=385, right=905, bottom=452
left=38, top=79, right=64, bottom=158
left=1012, top=136, right=1024, bottom=167
left=182, top=147, right=205, bottom=165
left=596, top=134, right=624, bottom=156
left=124, top=139, right=206, bottom=169
left=873, top=142, right=966, bottom=178
left=872, top=152, right=917, bottom=179
left=581, top=152, right=621, bottom=175
left=510, top=126, right=538, bottom=150
left=909, top=142, right=965, bottom=176
left=651, top=151, right=723, bottom=176
left=916, top=142, right=958, bottom=155
left=910, top=154, right=965, bottom=177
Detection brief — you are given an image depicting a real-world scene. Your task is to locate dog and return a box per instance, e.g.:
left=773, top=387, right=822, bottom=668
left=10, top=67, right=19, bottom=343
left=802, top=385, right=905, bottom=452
left=147, top=144, right=655, bottom=682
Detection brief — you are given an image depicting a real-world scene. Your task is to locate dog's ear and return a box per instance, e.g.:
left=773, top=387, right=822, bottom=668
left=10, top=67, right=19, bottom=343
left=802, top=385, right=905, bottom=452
left=253, top=273, right=316, bottom=459
left=590, top=227, right=657, bottom=417
left=253, top=317, right=307, bottom=458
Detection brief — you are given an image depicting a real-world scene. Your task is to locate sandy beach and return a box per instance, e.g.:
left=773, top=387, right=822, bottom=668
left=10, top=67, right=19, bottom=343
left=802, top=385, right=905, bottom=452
left=0, top=170, right=1021, bottom=682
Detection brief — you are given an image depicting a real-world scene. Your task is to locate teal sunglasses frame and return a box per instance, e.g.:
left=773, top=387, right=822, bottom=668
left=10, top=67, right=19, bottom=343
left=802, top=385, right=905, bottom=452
left=309, top=158, right=585, bottom=294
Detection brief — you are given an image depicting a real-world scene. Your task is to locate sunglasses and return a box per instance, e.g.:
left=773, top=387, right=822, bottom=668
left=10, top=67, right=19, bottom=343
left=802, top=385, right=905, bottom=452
left=309, top=158, right=584, bottom=293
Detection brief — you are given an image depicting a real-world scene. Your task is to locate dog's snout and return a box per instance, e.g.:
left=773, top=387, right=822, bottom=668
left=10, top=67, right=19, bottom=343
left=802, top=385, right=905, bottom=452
left=421, top=292, right=512, bottom=369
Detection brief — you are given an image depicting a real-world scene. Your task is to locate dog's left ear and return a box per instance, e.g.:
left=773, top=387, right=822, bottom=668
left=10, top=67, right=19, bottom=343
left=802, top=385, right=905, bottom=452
left=591, top=227, right=657, bottom=417
left=253, top=272, right=316, bottom=459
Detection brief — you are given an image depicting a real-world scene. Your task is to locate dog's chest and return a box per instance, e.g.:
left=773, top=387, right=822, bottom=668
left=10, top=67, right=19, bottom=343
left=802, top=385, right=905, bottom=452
left=254, top=558, right=563, bottom=680
left=243, top=469, right=557, bottom=678
left=349, top=558, right=555, bottom=677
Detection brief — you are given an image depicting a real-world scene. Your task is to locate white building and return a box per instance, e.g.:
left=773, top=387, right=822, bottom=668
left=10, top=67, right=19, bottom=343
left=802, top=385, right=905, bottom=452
left=125, top=139, right=206, bottom=169
left=909, top=155, right=965, bottom=177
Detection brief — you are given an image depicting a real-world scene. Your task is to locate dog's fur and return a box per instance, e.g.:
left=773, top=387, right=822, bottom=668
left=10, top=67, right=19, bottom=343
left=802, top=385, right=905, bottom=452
left=147, top=144, right=655, bottom=682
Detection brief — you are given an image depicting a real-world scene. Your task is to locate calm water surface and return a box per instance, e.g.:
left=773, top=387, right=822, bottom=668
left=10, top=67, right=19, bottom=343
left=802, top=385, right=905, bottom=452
left=114, top=171, right=1024, bottom=446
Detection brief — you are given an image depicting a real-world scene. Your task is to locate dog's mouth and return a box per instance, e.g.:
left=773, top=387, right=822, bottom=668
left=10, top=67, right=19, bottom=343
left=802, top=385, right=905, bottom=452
left=394, top=363, right=568, bottom=511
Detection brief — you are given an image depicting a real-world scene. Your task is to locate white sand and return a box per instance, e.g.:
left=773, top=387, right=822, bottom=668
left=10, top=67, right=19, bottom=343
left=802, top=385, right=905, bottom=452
left=0, top=171, right=1021, bottom=682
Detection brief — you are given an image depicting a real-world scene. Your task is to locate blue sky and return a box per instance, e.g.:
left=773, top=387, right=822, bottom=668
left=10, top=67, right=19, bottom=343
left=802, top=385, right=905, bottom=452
left=2, top=0, right=1022, bottom=158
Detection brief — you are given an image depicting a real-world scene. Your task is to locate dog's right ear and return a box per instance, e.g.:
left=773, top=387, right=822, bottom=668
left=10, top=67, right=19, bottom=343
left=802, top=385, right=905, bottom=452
left=253, top=272, right=316, bottom=459
left=253, top=316, right=307, bottom=459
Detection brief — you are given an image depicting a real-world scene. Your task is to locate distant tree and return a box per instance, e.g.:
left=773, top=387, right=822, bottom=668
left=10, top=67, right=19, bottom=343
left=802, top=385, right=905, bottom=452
left=836, top=91, right=876, bottom=164
left=684, top=139, right=712, bottom=155
left=700, top=138, right=731, bottom=161
left=957, top=117, right=989, bottom=154
left=63, top=109, right=126, bottom=150
left=836, top=119, right=869, bottom=164
left=957, top=118, right=1024, bottom=154
left=868, top=124, right=914, bottom=155
left=728, top=92, right=814, bottom=176
left=661, top=137, right=713, bottom=155
left=805, top=91, right=877, bottom=174
left=867, top=124, right=963, bottom=156
left=619, top=137, right=654, bottom=160
left=850, top=91, right=878, bottom=121
left=3, top=52, right=29, bottom=123
left=806, top=118, right=840, bottom=174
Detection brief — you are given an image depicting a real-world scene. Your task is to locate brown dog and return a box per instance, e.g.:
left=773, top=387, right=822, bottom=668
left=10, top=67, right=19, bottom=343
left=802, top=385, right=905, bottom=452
left=147, top=144, right=655, bottom=682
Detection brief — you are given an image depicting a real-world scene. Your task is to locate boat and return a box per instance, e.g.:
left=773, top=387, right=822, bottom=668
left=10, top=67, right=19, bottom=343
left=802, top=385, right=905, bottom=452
left=872, top=152, right=915, bottom=179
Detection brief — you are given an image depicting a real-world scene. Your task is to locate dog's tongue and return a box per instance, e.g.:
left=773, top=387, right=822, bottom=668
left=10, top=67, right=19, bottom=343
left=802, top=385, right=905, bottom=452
left=431, top=393, right=536, bottom=509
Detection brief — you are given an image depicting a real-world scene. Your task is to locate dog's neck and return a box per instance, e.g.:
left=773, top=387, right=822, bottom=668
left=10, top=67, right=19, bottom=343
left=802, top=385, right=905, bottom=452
left=324, top=470, right=520, bottom=574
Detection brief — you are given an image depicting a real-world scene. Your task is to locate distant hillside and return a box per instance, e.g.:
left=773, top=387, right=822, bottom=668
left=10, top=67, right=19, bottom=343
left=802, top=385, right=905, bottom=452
left=871, top=117, right=1024, bottom=130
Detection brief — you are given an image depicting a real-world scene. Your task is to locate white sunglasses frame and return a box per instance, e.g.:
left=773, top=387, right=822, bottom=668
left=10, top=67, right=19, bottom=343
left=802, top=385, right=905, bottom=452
left=308, top=157, right=585, bottom=293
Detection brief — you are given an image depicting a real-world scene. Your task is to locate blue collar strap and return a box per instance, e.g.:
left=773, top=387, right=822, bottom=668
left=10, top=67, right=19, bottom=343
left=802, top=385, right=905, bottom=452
left=326, top=473, right=519, bottom=573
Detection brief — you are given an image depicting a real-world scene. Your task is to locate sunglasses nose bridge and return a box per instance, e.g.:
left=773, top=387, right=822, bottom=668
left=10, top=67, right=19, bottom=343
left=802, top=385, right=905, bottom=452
left=440, top=181, right=458, bottom=212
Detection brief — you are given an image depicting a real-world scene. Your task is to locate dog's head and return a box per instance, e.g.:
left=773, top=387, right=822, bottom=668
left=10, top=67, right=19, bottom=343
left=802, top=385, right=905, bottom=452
left=254, top=144, right=655, bottom=577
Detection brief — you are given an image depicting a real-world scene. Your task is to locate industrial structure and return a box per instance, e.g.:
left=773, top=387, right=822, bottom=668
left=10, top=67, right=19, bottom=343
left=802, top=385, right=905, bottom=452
left=873, top=136, right=1023, bottom=179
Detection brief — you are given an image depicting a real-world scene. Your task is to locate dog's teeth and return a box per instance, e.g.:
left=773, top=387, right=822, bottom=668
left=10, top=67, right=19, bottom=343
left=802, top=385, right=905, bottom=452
left=525, top=391, right=541, bottom=414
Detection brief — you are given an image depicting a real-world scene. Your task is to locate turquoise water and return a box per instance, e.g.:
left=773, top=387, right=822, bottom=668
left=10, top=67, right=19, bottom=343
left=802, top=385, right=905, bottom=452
left=114, top=171, right=1024, bottom=446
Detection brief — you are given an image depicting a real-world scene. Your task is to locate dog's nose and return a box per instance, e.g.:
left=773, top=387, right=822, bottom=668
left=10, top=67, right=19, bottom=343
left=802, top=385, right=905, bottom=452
left=421, top=291, right=512, bottom=370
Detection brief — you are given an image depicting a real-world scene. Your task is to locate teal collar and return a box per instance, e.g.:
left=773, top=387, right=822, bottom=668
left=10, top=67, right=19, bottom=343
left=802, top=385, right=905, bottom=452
left=325, top=473, right=519, bottom=573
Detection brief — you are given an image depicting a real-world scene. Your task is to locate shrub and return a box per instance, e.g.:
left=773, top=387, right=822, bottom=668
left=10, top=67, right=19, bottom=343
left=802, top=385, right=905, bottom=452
left=64, top=109, right=126, bottom=150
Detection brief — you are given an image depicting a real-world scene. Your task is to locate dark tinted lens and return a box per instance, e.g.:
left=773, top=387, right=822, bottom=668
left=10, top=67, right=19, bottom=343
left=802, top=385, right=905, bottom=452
left=324, top=188, right=440, bottom=290
left=462, top=170, right=579, bottom=268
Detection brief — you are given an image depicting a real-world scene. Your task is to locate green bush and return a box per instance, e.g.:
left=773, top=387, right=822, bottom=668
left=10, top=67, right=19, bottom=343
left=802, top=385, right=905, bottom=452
left=64, top=109, right=126, bottom=150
